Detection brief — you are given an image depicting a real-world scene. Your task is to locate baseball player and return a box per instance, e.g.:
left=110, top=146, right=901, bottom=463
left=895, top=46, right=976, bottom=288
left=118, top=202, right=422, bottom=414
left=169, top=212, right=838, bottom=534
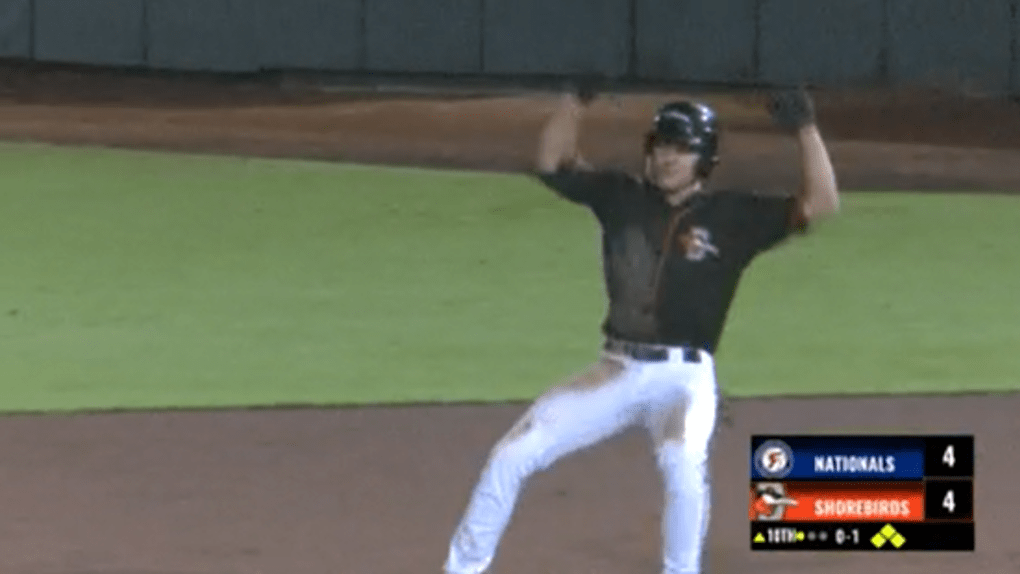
left=442, top=88, right=839, bottom=574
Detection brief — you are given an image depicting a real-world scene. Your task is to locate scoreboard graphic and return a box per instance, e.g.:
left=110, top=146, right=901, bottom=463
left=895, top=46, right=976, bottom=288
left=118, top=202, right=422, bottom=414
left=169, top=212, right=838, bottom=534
left=749, top=435, right=974, bottom=551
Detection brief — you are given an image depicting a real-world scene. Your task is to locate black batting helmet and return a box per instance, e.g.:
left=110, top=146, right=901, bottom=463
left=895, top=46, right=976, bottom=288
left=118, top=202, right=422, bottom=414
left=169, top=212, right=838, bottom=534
left=645, top=101, right=720, bottom=178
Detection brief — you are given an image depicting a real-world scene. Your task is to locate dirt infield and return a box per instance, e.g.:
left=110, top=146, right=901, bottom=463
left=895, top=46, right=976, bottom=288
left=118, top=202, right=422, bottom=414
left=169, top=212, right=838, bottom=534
left=1, top=62, right=1016, bottom=574
left=3, top=61, right=1020, bottom=192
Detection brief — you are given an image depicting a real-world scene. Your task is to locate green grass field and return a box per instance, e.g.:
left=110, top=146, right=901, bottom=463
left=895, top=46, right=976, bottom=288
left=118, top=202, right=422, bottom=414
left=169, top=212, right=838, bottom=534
left=2, top=143, right=1018, bottom=412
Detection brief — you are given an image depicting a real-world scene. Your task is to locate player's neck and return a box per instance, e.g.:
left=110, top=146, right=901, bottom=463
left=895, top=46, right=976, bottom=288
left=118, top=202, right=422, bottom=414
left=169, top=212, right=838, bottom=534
left=664, top=180, right=704, bottom=206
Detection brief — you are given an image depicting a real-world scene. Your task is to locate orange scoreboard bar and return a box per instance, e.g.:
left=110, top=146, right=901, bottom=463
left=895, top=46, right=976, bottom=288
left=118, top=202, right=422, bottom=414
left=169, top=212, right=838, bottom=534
left=749, top=435, right=974, bottom=551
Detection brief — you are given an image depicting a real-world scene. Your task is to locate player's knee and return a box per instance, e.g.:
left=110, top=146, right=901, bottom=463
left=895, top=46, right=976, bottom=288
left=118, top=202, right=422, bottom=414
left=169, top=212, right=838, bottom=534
left=657, top=436, right=708, bottom=461
left=656, top=442, right=709, bottom=488
left=487, top=421, right=550, bottom=475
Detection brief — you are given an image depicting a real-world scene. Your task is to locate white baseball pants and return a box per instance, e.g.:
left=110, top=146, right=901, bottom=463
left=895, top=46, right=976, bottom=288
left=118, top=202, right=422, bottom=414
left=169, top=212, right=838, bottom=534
left=443, top=342, right=719, bottom=574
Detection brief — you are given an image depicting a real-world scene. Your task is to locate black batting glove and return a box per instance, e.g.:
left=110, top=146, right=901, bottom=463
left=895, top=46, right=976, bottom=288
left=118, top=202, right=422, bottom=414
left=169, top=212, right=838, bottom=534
left=569, top=75, right=600, bottom=106
left=768, top=87, right=816, bottom=130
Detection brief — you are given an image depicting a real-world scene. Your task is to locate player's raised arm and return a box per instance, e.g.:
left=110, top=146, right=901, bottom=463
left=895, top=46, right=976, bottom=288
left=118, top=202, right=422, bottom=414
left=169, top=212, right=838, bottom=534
left=536, top=91, right=590, bottom=174
left=534, top=87, right=623, bottom=207
left=768, top=88, right=840, bottom=221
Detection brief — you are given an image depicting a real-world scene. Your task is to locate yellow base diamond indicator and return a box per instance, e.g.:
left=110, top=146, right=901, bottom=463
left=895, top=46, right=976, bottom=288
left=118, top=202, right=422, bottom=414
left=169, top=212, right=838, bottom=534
left=871, top=524, right=906, bottom=549
left=750, top=521, right=972, bottom=551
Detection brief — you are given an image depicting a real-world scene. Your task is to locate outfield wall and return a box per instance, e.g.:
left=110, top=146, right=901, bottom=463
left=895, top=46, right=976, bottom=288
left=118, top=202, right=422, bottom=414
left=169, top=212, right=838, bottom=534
left=1, top=0, right=1018, bottom=93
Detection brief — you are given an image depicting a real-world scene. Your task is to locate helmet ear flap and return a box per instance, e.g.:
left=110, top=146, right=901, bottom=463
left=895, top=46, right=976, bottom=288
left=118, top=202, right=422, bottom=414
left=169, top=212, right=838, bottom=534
left=695, top=129, right=720, bottom=179
left=696, top=155, right=718, bottom=179
left=643, top=132, right=657, bottom=155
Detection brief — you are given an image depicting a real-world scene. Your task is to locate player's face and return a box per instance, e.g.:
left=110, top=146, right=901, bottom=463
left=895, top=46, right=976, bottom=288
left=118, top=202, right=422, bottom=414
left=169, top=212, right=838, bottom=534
left=649, top=143, right=700, bottom=192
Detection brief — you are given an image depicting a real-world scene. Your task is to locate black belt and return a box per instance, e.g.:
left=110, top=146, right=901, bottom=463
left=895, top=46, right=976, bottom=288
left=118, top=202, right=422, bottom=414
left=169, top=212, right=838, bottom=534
left=603, top=339, right=702, bottom=363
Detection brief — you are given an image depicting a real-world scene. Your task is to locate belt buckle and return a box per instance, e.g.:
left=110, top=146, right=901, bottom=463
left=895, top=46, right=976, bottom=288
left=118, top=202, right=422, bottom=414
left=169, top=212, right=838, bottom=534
left=642, top=344, right=669, bottom=362
left=604, top=339, right=677, bottom=363
left=628, top=341, right=667, bottom=362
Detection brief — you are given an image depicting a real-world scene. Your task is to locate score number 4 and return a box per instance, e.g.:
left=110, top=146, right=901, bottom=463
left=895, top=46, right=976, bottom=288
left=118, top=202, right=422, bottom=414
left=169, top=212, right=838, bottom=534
left=942, top=444, right=957, bottom=513
left=943, top=444, right=956, bottom=468
left=942, top=489, right=956, bottom=513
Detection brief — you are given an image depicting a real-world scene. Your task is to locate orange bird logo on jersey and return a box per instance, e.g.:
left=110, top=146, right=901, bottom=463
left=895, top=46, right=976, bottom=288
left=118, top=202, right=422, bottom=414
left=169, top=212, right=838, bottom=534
left=677, top=227, right=720, bottom=261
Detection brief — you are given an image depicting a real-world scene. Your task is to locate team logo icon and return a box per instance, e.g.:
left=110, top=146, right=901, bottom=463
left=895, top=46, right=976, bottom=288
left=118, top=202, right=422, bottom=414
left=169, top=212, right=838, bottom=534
left=750, top=482, right=799, bottom=521
left=677, top=226, right=720, bottom=261
left=753, top=439, right=794, bottom=478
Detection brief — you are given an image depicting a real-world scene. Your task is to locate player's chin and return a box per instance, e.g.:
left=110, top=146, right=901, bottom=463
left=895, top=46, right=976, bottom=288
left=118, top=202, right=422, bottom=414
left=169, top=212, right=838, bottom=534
left=658, top=173, right=695, bottom=191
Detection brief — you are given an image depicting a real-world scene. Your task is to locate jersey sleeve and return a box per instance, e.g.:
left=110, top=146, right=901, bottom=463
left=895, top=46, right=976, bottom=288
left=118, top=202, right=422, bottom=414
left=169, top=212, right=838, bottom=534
left=730, top=190, right=809, bottom=253
left=535, top=168, right=628, bottom=209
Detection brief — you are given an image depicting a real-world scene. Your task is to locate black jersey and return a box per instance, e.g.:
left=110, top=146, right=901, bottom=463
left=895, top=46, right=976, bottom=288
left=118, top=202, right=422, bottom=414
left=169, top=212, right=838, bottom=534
left=538, top=168, right=807, bottom=353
